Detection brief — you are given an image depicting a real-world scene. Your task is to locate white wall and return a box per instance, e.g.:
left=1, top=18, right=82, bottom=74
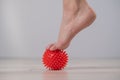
left=0, top=0, right=120, bottom=59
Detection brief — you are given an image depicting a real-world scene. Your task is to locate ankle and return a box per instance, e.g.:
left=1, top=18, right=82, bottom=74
left=63, top=0, right=90, bottom=15
left=63, top=0, right=80, bottom=14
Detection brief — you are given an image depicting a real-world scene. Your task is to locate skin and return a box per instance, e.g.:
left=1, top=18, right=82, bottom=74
left=47, top=0, right=96, bottom=50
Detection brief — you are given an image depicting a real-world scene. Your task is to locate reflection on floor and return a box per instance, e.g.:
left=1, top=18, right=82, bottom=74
left=0, top=58, right=120, bottom=80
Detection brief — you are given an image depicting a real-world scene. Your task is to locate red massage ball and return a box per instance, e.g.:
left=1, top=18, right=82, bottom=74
left=42, top=49, right=68, bottom=70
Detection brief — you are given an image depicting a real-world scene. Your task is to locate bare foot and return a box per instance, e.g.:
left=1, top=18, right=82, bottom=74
left=47, top=0, right=96, bottom=50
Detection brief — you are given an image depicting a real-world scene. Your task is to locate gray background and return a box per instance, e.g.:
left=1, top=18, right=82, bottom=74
left=0, top=0, right=120, bottom=59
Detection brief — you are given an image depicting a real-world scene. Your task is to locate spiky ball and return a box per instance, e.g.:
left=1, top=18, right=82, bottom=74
left=42, top=49, right=68, bottom=70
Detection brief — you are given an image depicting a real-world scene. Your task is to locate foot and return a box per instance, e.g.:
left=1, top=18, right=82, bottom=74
left=47, top=0, right=96, bottom=50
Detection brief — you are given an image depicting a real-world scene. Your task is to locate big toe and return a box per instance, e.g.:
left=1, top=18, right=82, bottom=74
left=50, top=45, right=57, bottom=51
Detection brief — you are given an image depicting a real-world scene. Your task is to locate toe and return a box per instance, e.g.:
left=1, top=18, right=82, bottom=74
left=46, top=43, right=54, bottom=49
left=50, top=44, right=57, bottom=51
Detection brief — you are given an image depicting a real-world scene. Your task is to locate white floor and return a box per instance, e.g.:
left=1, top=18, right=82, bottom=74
left=0, top=58, right=120, bottom=80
